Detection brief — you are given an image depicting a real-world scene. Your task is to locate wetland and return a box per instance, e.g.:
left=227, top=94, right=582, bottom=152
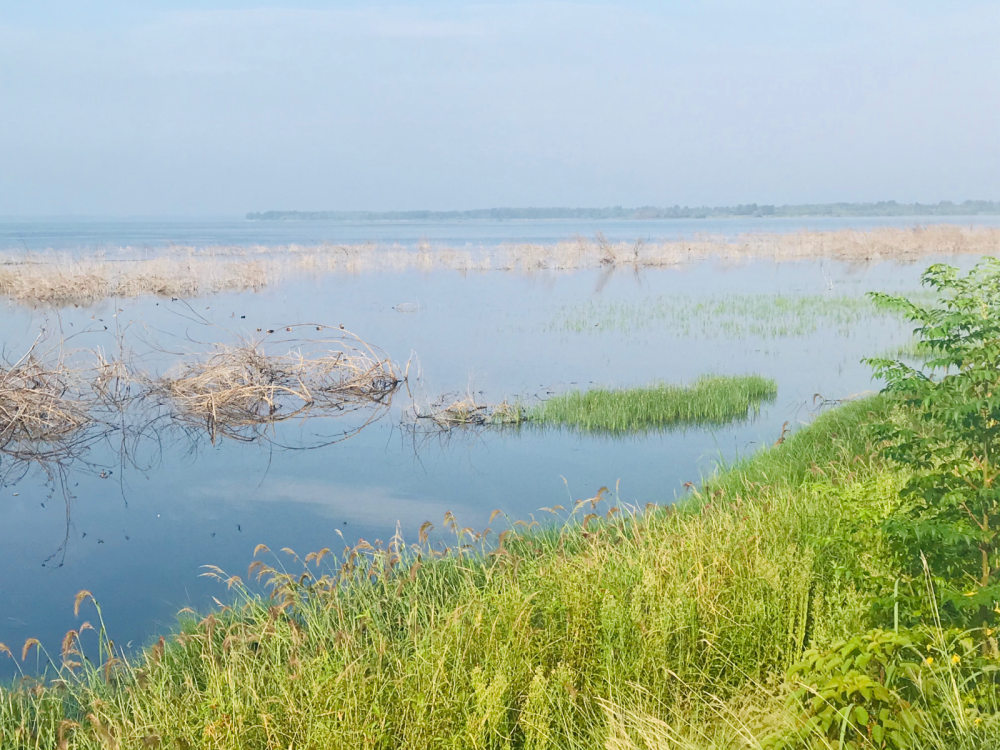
left=3, top=216, right=1000, bottom=748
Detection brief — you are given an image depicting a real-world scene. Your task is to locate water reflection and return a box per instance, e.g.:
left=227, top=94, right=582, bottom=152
left=1, top=325, right=405, bottom=573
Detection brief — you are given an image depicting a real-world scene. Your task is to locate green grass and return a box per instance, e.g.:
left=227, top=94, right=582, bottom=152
left=529, top=374, right=778, bottom=433
left=1, top=395, right=997, bottom=749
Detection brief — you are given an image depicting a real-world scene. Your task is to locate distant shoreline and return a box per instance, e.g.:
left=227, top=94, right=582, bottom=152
left=247, top=200, right=1000, bottom=222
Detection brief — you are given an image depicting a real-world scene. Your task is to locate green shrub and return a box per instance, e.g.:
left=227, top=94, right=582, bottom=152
left=867, top=259, right=1000, bottom=628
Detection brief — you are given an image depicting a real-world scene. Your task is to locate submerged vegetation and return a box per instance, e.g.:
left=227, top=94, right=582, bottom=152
left=548, top=291, right=946, bottom=339
left=8, top=260, right=1000, bottom=748
left=549, top=293, right=893, bottom=338
left=1, top=225, right=998, bottom=305
left=531, top=375, right=777, bottom=433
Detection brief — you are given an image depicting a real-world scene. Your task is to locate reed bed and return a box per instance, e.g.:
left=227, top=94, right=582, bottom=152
left=531, top=375, right=778, bottom=433
left=155, top=329, right=401, bottom=443
left=0, top=256, right=267, bottom=305
left=2, top=225, right=998, bottom=305
left=6, top=395, right=989, bottom=748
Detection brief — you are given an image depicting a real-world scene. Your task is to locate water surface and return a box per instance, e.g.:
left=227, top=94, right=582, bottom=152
left=0, top=243, right=971, bottom=677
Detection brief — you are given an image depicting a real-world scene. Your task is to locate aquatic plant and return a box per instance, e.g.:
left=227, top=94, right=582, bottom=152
left=547, top=292, right=925, bottom=339
left=530, top=374, right=777, bottom=433
left=0, top=351, right=90, bottom=462
left=0, top=255, right=268, bottom=305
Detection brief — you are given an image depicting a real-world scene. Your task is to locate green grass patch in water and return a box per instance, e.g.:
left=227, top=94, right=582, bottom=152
left=530, top=374, right=777, bottom=433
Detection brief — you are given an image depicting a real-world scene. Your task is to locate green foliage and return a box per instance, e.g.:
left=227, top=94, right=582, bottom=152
left=530, top=374, right=777, bottom=433
left=774, top=629, right=924, bottom=749
left=771, top=625, right=1000, bottom=750
left=867, top=259, right=1000, bottom=626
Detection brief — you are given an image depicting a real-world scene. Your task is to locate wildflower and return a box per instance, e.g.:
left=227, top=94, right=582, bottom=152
left=924, top=657, right=934, bottom=665
left=951, top=654, right=961, bottom=664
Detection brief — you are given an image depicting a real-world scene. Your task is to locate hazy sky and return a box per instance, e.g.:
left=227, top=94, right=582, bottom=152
left=1, top=1, right=997, bottom=215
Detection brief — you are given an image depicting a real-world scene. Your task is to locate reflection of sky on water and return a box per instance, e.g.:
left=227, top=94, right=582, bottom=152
left=0, top=253, right=981, bottom=676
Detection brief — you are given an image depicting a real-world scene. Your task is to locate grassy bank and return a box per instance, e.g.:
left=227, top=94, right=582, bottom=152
left=530, top=375, right=778, bottom=433
left=4, top=393, right=971, bottom=750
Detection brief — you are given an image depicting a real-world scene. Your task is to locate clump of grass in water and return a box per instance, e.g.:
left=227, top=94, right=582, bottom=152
left=531, top=374, right=777, bottom=433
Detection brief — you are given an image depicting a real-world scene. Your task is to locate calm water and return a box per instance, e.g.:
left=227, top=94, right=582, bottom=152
left=2, top=214, right=999, bottom=254
left=0, top=220, right=982, bottom=677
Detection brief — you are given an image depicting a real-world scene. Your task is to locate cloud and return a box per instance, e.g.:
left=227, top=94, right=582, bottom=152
left=193, top=476, right=467, bottom=529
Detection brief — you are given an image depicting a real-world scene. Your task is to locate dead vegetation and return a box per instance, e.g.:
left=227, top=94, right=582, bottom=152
left=0, top=255, right=267, bottom=305
left=0, top=328, right=403, bottom=460
left=1, top=225, right=998, bottom=305
left=154, top=328, right=402, bottom=443
left=0, top=342, right=93, bottom=462
left=410, top=395, right=526, bottom=429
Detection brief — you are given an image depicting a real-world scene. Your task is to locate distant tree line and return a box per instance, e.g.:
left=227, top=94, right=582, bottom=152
left=247, top=200, right=1000, bottom=222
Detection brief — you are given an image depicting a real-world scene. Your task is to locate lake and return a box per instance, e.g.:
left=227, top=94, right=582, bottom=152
left=0, top=215, right=993, bottom=677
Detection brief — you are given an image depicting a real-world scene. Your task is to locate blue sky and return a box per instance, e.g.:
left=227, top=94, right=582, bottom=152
left=0, top=1, right=997, bottom=215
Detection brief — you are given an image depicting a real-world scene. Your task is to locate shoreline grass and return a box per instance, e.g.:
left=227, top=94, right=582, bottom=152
left=3, top=393, right=955, bottom=749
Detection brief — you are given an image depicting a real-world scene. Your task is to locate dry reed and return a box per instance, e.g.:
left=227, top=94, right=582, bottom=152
left=0, top=255, right=266, bottom=305
left=1, top=225, right=998, bottom=305
left=155, top=329, right=401, bottom=442
left=0, top=343, right=93, bottom=462
left=411, top=395, right=526, bottom=429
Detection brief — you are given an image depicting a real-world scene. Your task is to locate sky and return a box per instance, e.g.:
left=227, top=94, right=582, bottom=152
left=0, top=1, right=997, bottom=216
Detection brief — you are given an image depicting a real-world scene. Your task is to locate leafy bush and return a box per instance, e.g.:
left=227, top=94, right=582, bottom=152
left=770, top=626, right=1000, bottom=750
left=867, top=259, right=1000, bottom=628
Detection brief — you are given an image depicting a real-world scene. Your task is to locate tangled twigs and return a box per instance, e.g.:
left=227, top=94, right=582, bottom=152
left=411, top=395, right=526, bottom=430
left=0, top=340, right=93, bottom=462
left=155, top=328, right=402, bottom=442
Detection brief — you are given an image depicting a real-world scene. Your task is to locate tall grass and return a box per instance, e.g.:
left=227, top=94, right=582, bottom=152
left=530, top=375, right=778, bottom=433
left=0, top=395, right=915, bottom=749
